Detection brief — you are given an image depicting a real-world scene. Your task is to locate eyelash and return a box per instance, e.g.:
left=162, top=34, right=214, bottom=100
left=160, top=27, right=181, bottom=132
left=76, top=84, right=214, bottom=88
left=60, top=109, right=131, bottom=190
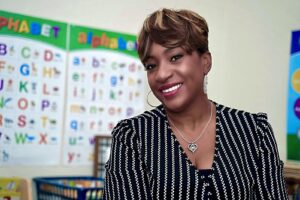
left=144, top=64, right=156, bottom=71
left=170, top=54, right=183, bottom=62
left=144, top=54, right=183, bottom=71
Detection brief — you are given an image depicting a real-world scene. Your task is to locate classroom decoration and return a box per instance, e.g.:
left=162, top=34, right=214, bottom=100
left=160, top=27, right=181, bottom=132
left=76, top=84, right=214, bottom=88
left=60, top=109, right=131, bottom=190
left=63, top=25, right=144, bottom=165
left=0, top=10, right=68, bottom=165
left=0, top=10, right=145, bottom=166
left=287, top=30, right=300, bottom=161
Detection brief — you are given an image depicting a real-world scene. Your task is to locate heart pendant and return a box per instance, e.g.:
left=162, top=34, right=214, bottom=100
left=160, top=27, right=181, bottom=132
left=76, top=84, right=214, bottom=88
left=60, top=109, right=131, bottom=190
left=188, top=143, right=198, bottom=153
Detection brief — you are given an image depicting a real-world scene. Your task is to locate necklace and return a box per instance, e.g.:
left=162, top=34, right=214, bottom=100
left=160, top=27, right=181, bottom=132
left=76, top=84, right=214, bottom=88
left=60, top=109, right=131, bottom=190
left=168, top=102, right=213, bottom=153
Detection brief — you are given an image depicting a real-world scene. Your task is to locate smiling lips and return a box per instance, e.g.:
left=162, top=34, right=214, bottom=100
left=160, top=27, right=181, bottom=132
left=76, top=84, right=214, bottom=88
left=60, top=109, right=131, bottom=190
left=159, top=83, right=183, bottom=98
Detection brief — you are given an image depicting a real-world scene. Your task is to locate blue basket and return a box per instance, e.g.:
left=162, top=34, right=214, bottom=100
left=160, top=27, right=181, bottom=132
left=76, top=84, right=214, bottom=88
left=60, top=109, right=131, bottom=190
left=33, top=176, right=104, bottom=200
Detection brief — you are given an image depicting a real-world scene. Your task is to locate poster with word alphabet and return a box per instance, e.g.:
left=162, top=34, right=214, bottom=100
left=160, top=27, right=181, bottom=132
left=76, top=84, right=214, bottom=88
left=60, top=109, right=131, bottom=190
left=287, top=30, right=300, bottom=161
left=0, top=10, right=68, bottom=165
left=63, top=25, right=144, bottom=165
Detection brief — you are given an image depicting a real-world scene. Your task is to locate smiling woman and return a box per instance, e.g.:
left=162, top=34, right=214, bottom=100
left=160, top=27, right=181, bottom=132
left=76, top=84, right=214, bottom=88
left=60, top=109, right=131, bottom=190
left=143, top=43, right=211, bottom=113
left=104, top=8, right=288, bottom=200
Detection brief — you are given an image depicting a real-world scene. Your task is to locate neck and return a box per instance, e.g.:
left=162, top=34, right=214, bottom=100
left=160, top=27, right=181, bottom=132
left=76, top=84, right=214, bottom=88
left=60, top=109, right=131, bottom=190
left=166, top=98, right=212, bottom=132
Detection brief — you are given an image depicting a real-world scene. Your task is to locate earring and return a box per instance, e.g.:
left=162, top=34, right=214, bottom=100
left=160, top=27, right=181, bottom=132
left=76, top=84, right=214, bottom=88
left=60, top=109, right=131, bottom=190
left=146, top=91, right=158, bottom=107
left=203, top=75, right=208, bottom=94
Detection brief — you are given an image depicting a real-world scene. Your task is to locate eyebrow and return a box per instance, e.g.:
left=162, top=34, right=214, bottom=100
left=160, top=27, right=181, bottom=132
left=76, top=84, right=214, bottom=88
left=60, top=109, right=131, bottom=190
left=144, top=47, right=178, bottom=63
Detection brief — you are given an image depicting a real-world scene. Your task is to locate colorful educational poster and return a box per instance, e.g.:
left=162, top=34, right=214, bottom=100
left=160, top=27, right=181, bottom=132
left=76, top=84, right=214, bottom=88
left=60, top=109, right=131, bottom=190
left=0, top=11, right=68, bottom=165
left=287, top=30, right=300, bottom=161
left=63, top=25, right=144, bottom=165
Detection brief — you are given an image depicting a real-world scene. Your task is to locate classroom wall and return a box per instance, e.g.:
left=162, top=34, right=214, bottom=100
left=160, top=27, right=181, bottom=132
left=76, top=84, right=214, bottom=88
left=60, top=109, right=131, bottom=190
left=0, top=0, right=299, bottom=179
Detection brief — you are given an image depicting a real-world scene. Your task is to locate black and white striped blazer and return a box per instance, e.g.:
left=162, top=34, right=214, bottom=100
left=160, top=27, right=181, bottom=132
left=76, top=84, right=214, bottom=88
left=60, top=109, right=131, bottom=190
left=104, top=102, right=288, bottom=199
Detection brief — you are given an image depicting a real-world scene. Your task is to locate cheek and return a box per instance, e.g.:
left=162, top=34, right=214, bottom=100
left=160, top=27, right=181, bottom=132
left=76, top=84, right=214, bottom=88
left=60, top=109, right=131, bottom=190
left=147, top=74, right=161, bottom=98
left=147, top=73, right=156, bottom=89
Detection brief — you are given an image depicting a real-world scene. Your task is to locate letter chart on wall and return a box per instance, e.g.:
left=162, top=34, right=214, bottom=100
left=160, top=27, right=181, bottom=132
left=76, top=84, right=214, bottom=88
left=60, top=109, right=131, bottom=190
left=63, top=25, right=144, bottom=165
left=63, top=25, right=145, bottom=165
left=0, top=10, right=68, bottom=165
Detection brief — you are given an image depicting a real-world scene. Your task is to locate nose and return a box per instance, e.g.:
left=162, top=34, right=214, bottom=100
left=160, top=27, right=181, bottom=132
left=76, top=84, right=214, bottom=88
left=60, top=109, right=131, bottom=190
left=155, top=63, right=172, bottom=83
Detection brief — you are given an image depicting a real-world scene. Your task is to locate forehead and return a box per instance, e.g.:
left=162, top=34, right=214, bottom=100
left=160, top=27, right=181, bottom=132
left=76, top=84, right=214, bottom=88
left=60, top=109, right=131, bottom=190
left=145, top=43, right=182, bottom=60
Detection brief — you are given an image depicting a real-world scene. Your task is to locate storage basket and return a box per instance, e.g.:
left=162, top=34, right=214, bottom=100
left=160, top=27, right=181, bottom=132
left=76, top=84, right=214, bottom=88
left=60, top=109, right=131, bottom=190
left=33, top=176, right=104, bottom=200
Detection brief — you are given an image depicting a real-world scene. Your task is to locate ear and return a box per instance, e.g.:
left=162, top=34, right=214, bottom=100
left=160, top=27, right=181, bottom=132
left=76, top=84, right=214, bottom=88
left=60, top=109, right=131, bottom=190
left=202, top=52, right=212, bottom=75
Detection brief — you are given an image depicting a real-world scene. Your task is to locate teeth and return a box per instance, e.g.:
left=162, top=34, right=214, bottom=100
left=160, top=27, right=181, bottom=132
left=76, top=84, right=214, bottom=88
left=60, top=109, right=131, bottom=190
left=162, top=84, right=182, bottom=93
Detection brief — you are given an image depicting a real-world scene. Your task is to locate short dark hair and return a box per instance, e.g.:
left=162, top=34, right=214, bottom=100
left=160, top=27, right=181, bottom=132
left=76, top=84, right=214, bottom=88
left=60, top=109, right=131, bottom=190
left=137, top=8, right=209, bottom=64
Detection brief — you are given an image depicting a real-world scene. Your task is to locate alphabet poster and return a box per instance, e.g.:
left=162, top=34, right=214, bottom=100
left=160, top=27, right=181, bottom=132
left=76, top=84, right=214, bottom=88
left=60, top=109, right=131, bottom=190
left=287, top=30, right=300, bottom=161
left=0, top=10, right=68, bottom=165
left=63, top=25, right=144, bottom=165
left=0, top=10, right=145, bottom=166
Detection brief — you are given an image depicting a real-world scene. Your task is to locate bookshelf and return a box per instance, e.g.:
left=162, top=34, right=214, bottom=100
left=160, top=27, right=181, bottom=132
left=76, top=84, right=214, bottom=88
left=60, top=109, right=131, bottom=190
left=285, top=162, right=300, bottom=199
left=93, top=136, right=112, bottom=179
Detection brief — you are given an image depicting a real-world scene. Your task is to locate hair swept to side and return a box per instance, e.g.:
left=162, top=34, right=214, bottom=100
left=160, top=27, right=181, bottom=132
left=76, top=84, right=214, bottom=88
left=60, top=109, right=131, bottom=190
left=137, top=8, right=209, bottom=64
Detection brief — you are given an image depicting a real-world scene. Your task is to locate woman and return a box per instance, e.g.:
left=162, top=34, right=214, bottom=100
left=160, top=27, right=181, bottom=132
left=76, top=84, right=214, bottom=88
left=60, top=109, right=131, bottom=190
left=104, top=8, right=288, bottom=199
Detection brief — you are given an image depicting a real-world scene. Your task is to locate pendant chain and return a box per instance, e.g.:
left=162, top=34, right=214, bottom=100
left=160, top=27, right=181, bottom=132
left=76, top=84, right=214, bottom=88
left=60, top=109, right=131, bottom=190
left=168, top=102, right=213, bottom=152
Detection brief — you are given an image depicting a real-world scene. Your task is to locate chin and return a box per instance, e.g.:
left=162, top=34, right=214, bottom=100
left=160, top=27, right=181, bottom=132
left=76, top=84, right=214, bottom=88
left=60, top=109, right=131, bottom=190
left=162, top=100, right=186, bottom=113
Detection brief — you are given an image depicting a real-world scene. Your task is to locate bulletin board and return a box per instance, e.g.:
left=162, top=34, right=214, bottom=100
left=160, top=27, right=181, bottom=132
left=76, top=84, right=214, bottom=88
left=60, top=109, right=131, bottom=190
left=0, top=10, right=145, bottom=166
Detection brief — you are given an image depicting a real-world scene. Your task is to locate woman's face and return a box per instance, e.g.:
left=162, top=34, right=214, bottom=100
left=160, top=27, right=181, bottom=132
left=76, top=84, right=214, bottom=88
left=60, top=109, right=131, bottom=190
left=145, top=42, right=211, bottom=112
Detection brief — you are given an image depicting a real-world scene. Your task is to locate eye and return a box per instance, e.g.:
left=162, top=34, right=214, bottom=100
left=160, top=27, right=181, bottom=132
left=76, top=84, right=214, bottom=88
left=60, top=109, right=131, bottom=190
left=170, top=54, right=183, bottom=62
left=144, top=63, right=156, bottom=71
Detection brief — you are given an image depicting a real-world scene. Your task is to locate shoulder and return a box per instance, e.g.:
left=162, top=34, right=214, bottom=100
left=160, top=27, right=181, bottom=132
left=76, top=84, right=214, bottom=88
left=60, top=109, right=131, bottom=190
left=112, top=105, right=165, bottom=138
left=129, top=104, right=165, bottom=121
left=121, top=104, right=165, bottom=128
left=217, top=102, right=268, bottom=125
left=216, top=102, right=272, bottom=141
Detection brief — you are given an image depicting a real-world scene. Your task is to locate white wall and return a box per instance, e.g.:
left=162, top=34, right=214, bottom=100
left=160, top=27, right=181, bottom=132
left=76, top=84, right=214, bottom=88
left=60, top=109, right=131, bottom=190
left=0, top=0, right=299, bottom=179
